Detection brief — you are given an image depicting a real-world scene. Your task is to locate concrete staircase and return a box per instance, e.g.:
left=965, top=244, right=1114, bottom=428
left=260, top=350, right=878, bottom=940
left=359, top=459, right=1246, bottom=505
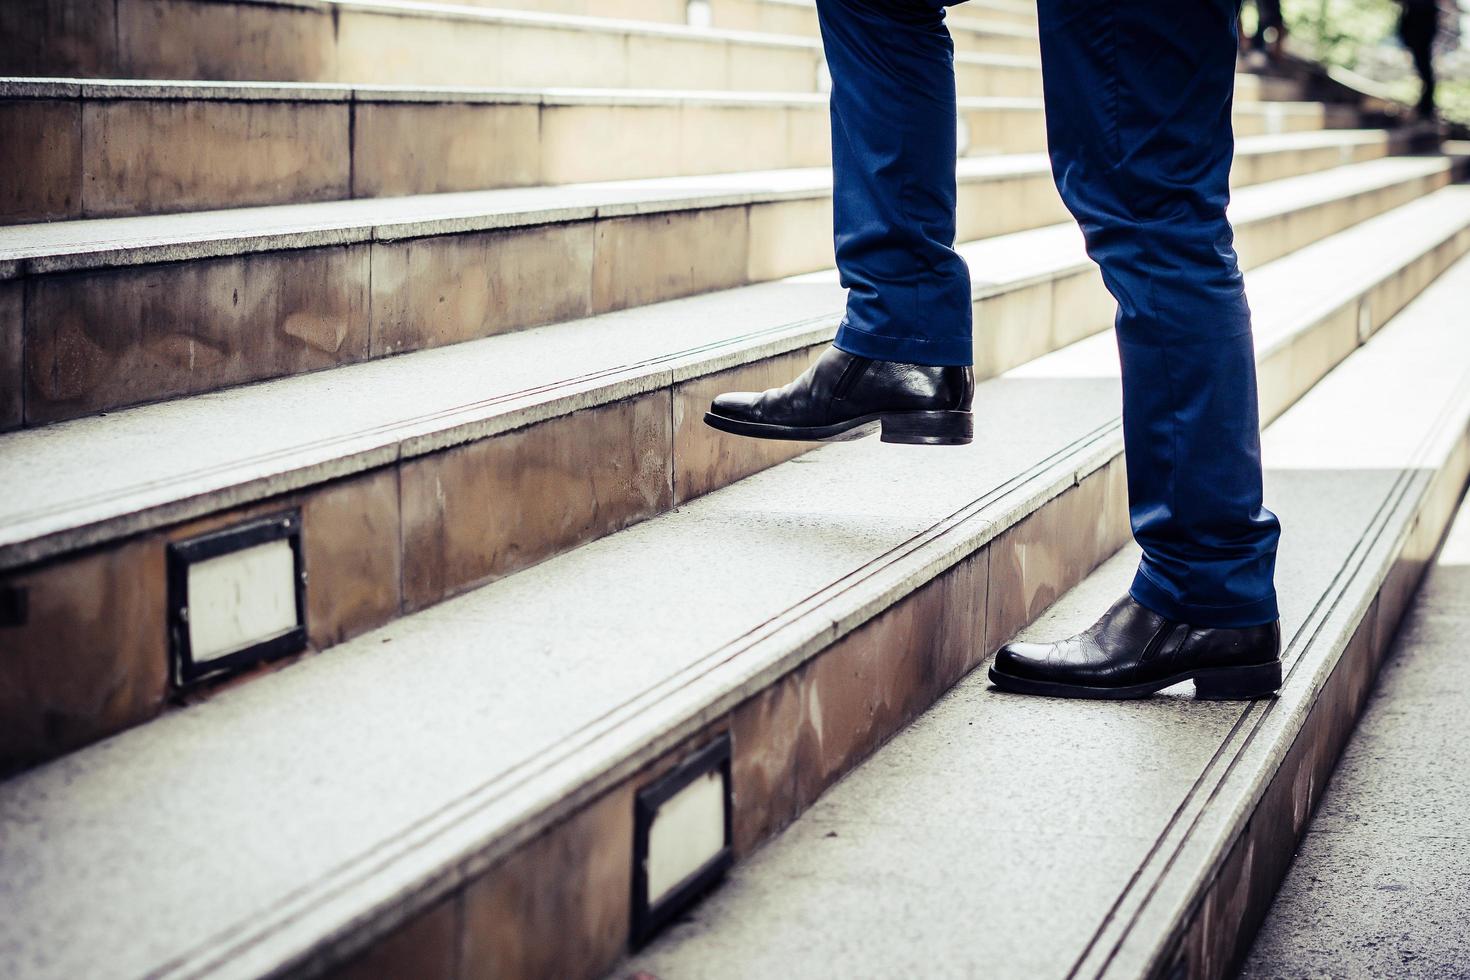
left=1, top=1, right=1466, bottom=978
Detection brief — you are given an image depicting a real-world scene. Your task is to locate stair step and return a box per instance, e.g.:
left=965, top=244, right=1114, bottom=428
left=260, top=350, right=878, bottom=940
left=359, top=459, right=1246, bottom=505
left=0, top=146, right=1431, bottom=430
left=0, top=0, right=1041, bottom=96
left=616, top=0, right=1043, bottom=55
left=0, top=172, right=1460, bottom=776
left=0, top=77, right=1355, bottom=224
left=1240, top=494, right=1470, bottom=977
left=1, top=181, right=1465, bottom=980
left=692, top=0, right=1042, bottom=36
left=627, top=247, right=1470, bottom=980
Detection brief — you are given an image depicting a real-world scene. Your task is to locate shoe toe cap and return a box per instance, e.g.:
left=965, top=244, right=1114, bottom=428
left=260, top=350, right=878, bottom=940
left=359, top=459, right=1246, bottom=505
left=710, top=390, right=762, bottom=422
left=992, top=641, right=1053, bottom=680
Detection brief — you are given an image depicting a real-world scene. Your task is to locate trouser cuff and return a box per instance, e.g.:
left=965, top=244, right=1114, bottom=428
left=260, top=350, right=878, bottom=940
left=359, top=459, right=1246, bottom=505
left=1129, top=568, right=1279, bottom=629
left=834, top=321, right=972, bottom=367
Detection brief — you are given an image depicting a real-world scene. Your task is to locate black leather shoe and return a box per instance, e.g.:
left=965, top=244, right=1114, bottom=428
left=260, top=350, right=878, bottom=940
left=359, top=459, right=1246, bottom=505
left=704, top=345, right=974, bottom=446
left=988, top=596, right=1282, bottom=700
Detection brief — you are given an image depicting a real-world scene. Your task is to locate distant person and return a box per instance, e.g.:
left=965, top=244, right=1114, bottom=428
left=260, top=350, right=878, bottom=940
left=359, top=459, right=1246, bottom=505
left=1398, top=0, right=1440, bottom=119
left=1244, top=0, right=1287, bottom=66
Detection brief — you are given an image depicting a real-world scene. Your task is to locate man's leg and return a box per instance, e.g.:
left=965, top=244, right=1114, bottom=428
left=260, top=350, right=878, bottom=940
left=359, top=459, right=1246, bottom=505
left=703, top=0, right=975, bottom=447
left=818, top=0, right=972, bottom=366
left=991, top=0, right=1284, bottom=700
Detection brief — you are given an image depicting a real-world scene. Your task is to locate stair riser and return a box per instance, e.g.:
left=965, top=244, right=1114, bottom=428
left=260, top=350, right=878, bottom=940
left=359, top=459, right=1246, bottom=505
left=0, top=0, right=1044, bottom=97
left=299, top=227, right=1470, bottom=980
left=708, top=0, right=1040, bottom=55
left=5, top=194, right=1464, bottom=789
left=464, top=0, right=689, bottom=20
left=1232, top=105, right=1334, bottom=139
left=0, top=95, right=1017, bottom=224
left=5, top=93, right=1338, bottom=224
left=361, top=0, right=1042, bottom=54
left=7, top=143, right=1405, bottom=430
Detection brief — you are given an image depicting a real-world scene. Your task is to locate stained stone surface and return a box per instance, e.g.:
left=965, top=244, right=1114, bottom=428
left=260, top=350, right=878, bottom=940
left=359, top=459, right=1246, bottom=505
left=1239, top=499, right=1470, bottom=979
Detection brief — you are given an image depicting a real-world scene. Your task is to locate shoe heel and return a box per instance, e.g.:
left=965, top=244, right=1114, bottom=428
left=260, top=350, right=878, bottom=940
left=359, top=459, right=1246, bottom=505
left=1193, top=661, right=1282, bottom=701
left=880, top=411, right=973, bottom=446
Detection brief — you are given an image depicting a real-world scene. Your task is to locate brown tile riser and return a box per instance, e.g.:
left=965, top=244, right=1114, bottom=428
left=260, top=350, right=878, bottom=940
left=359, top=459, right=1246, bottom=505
left=0, top=467, right=401, bottom=775
left=23, top=246, right=373, bottom=426
left=0, top=99, right=81, bottom=224
left=80, top=99, right=352, bottom=219
left=117, top=0, right=338, bottom=82
left=0, top=281, right=21, bottom=431
left=321, top=897, right=461, bottom=980
left=399, top=392, right=674, bottom=612
left=368, top=224, right=596, bottom=358
left=0, top=0, right=119, bottom=77
left=0, top=535, right=168, bottom=775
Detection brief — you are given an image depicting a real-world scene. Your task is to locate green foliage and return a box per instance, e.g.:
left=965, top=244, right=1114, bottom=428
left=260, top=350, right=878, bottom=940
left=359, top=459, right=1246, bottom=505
left=1248, top=0, right=1469, bottom=124
left=1276, top=0, right=1400, bottom=68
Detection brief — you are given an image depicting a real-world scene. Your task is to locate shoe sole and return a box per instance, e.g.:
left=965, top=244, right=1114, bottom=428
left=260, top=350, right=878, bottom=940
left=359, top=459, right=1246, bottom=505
left=703, top=409, right=973, bottom=446
left=987, top=659, right=1283, bottom=701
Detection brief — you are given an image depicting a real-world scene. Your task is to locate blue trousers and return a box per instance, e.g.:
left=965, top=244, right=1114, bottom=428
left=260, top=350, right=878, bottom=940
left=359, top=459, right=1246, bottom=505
left=816, top=0, right=1281, bottom=628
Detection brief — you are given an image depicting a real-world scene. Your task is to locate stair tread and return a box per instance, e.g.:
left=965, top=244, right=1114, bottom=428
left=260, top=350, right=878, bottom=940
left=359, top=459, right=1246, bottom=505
left=0, top=135, right=1413, bottom=278
left=2, top=188, right=1466, bottom=980
left=0, top=157, right=1449, bottom=569
left=626, top=250, right=1470, bottom=979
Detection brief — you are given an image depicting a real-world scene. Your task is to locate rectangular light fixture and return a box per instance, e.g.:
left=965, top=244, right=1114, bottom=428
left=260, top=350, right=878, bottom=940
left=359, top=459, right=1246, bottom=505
left=167, top=510, right=307, bottom=689
left=631, top=734, right=733, bottom=946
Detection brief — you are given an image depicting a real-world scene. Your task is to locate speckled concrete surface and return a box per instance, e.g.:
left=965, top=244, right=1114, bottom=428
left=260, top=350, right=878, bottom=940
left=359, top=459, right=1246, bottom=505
left=1239, top=497, right=1470, bottom=979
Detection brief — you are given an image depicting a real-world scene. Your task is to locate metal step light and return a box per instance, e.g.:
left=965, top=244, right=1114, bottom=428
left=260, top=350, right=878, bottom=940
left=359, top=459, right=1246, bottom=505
left=167, top=510, right=307, bottom=690
left=631, top=734, right=733, bottom=946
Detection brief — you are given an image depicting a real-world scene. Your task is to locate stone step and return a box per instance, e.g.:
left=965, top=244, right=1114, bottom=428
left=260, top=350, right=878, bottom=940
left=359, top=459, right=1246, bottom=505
left=0, top=0, right=1042, bottom=97
left=1, top=185, right=1464, bottom=980
left=374, top=0, right=1040, bottom=54
left=701, top=2, right=1041, bottom=57
left=0, top=144, right=1430, bottom=431
left=1240, top=492, right=1470, bottom=978
left=697, top=0, right=1042, bottom=35
left=0, top=75, right=1373, bottom=223
left=0, top=164, right=1464, bottom=775
left=626, top=247, right=1470, bottom=980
